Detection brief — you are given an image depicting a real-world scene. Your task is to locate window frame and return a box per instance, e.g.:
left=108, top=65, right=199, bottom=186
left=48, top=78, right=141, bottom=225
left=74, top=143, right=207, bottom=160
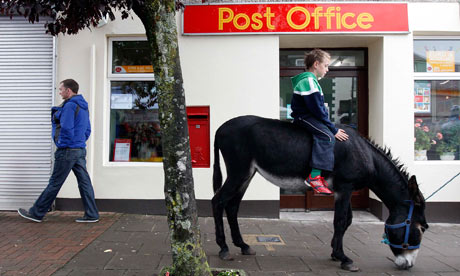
left=413, top=36, right=460, bottom=162
left=105, top=36, right=161, bottom=167
left=108, top=37, right=155, bottom=80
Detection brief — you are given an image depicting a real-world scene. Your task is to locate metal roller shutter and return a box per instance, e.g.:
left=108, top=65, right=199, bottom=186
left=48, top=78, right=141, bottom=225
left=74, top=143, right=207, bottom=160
left=0, top=16, right=54, bottom=210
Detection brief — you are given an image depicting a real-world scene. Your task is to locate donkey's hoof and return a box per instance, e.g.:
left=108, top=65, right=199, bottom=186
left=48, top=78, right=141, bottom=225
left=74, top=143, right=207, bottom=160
left=241, top=247, right=256, bottom=255
left=219, top=250, right=234, bottom=261
left=341, top=262, right=360, bottom=272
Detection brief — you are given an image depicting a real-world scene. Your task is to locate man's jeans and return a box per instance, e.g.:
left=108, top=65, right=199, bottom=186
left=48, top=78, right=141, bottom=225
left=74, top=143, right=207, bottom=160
left=29, top=148, right=99, bottom=219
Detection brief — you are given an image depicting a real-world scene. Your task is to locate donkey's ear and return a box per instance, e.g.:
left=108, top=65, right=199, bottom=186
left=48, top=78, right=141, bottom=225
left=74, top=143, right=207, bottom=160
left=408, top=175, right=423, bottom=204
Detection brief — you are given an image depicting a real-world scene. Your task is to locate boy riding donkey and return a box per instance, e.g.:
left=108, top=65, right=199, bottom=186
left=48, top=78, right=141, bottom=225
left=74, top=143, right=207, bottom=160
left=290, top=49, right=349, bottom=195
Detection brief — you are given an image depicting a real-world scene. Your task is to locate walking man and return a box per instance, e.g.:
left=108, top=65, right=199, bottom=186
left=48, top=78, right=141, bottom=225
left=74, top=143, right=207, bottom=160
left=18, top=79, right=99, bottom=223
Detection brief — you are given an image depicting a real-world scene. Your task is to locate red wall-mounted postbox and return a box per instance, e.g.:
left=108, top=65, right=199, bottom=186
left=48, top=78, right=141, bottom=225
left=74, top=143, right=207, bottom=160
left=186, top=106, right=210, bottom=168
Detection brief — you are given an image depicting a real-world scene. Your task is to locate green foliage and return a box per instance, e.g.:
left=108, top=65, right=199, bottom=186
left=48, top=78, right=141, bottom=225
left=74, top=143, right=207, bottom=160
left=414, top=118, right=434, bottom=151
left=217, top=270, right=240, bottom=276
left=437, top=123, right=460, bottom=154
left=0, top=0, right=138, bottom=35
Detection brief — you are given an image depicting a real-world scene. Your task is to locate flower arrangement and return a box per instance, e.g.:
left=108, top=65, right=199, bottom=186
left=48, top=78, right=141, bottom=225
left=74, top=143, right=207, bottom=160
left=436, top=124, right=460, bottom=155
left=414, top=118, right=436, bottom=151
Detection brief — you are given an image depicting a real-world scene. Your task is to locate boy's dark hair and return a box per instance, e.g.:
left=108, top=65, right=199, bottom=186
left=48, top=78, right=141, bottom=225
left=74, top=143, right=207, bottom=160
left=61, top=79, right=79, bottom=94
left=304, top=49, right=331, bottom=70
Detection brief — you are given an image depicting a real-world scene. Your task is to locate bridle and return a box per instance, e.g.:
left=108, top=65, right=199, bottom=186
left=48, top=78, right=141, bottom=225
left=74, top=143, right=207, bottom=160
left=382, top=200, right=420, bottom=250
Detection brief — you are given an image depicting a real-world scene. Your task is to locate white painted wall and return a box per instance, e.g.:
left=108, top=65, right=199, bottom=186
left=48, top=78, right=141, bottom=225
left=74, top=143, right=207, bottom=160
left=56, top=12, right=279, bottom=201
left=407, top=2, right=460, bottom=202
left=409, top=2, right=460, bottom=34
left=370, top=2, right=460, bottom=202
left=367, top=38, right=384, bottom=201
left=179, top=34, right=280, bottom=200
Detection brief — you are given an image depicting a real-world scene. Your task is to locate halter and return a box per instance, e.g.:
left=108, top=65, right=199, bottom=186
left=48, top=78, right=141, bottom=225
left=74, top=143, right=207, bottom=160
left=382, top=200, right=420, bottom=250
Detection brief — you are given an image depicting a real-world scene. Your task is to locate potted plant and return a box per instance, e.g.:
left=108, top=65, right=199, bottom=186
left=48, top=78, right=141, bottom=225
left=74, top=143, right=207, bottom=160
left=436, top=139, right=456, bottom=160
left=414, top=118, right=435, bottom=160
left=438, top=124, right=460, bottom=160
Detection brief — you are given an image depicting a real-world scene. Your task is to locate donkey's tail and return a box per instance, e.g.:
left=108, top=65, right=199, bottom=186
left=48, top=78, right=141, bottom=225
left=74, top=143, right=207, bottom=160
left=213, top=138, right=223, bottom=194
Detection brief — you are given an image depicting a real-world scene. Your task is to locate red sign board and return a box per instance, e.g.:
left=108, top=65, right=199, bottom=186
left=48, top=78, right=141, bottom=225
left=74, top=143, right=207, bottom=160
left=182, top=3, right=408, bottom=35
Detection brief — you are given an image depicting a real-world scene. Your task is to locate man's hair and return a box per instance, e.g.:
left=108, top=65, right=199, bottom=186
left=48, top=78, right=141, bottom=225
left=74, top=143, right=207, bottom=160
left=304, top=49, right=331, bottom=70
left=61, top=79, right=79, bottom=94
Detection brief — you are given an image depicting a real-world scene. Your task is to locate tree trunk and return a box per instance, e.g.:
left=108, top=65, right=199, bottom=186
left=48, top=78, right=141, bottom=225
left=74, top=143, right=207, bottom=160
left=133, top=1, right=211, bottom=275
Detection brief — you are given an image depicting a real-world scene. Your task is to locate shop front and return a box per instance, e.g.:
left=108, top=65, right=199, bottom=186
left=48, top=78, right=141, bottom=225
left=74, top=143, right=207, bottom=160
left=4, top=1, right=458, bottom=222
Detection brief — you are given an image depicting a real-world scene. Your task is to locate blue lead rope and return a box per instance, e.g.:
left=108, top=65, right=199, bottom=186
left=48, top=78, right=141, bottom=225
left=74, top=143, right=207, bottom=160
left=425, top=172, right=460, bottom=201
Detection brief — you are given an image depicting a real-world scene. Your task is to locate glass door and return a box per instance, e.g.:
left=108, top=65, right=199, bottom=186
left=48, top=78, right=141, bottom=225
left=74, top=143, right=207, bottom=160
left=279, top=49, right=369, bottom=210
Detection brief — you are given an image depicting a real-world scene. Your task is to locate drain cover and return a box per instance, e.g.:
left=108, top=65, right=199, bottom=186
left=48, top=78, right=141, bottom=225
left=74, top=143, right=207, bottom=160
left=242, top=234, right=286, bottom=251
left=257, top=236, right=281, bottom=243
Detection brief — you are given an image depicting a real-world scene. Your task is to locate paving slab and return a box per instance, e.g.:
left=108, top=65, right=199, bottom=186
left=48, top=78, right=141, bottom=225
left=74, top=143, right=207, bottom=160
left=2, top=210, right=460, bottom=275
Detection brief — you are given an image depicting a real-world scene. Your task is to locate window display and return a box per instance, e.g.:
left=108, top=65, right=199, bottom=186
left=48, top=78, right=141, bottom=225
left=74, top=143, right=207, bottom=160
left=414, top=80, right=460, bottom=160
left=109, top=81, right=161, bottom=162
left=112, top=40, right=153, bottom=74
left=109, top=38, right=159, bottom=163
left=414, top=39, right=460, bottom=73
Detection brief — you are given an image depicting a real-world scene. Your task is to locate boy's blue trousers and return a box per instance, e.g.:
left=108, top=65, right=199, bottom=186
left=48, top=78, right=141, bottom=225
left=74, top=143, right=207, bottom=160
left=294, top=116, right=335, bottom=172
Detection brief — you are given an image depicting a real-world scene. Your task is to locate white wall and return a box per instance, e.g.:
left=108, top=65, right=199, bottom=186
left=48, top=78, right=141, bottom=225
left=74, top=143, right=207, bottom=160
left=407, top=2, right=460, bottom=201
left=371, top=2, right=460, bottom=202
left=56, top=13, right=163, bottom=200
left=56, top=12, right=280, bottom=201
left=410, top=2, right=460, bottom=34
left=179, top=34, right=280, bottom=200
left=368, top=38, right=384, bottom=147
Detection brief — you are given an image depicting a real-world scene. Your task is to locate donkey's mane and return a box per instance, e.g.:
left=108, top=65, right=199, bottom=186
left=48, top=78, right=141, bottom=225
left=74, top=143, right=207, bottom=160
left=361, top=136, right=410, bottom=183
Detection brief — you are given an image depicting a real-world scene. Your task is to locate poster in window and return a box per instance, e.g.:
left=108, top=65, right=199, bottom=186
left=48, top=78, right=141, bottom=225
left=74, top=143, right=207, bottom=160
left=111, top=94, right=133, bottom=109
left=114, top=65, right=153, bottom=73
left=414, top=82, right=431, bottom=113
left=113, top=139, right=131, bottom=161
left=426, top=51, right=455, bottom=72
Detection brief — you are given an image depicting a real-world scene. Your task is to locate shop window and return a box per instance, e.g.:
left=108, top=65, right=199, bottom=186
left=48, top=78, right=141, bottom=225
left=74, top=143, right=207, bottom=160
left=414, top=39, right=460, bottom=73
left=414, top=39, right=460, bottom=161
left=108, top=38, right=161, bottom=162
left=280, top=49, right=365, bottom=68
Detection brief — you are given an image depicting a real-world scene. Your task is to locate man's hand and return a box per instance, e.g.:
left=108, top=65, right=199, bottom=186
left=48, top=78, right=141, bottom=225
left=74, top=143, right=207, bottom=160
left=335, top=129, right=349, bottom=141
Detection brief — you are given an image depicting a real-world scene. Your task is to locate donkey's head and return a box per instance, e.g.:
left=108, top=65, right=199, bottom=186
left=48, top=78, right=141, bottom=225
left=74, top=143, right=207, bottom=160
left=384, top=175, right=429, bottom=270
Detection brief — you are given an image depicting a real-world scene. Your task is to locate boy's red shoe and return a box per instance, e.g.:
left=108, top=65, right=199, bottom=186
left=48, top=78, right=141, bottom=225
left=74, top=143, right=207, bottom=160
left=305, top=175, right=333, bottom=195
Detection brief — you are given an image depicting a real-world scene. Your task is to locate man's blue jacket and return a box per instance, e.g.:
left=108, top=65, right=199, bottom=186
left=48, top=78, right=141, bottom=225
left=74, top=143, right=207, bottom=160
left=51, top=94, right=91, bottom=148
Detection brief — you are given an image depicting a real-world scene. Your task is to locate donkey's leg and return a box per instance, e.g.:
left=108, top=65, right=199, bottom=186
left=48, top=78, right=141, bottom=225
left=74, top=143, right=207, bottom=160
left=225, top=192, right=257, bottom=255
left=225, top=171, right=255, bottom=255
left=212, top=175, right=247, bottom=260
left=330, top=189, right=360, bottom=272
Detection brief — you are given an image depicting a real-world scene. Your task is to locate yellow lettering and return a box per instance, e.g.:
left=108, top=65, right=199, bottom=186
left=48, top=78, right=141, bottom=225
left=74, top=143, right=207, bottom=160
left=264, top=7, right=275, bottom=30
left=324, top=7, right=335, bottom=29
left=312, top=7, right=323, bottom=29
left=341, top=12, right=356, bottom=29
left=336, top=7, right=342, bottom=29
left=287, top=7, right=311, bottom=30
left=357, top=13, right=374, bottom=29
left=218, top=8, right=234, bottom=30
left=251, top=13, right=263, bottom=30
left=233, top=13, right=250, bottom=30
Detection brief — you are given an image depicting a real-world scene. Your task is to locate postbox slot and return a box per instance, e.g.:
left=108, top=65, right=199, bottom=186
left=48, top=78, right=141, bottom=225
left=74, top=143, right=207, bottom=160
left=188, top=115, right=208, bottom=119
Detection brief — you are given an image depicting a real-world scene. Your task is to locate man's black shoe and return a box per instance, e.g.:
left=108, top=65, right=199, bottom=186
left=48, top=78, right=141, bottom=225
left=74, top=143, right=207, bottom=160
left=18, top=208, right=42, bottom=223
left=75, top=217, right=99, bottom=223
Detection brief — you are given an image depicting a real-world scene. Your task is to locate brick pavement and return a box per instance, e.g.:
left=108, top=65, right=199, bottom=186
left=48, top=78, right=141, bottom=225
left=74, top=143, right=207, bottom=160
left=0, top=211, right=120, bottom=276
left=51, top=212, right=460, bottom=276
